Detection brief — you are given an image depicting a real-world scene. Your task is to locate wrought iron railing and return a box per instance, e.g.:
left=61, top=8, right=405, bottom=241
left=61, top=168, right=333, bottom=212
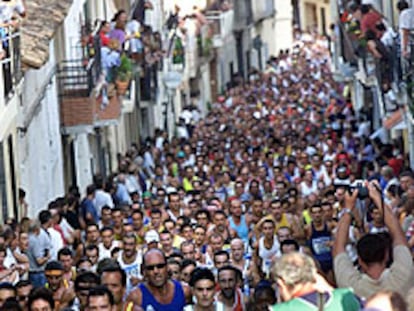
left=403, top=34, right=414, bottom=104
left=0, top=27, right=21, bottom=100
left=57, top=34, right=102, bottom=98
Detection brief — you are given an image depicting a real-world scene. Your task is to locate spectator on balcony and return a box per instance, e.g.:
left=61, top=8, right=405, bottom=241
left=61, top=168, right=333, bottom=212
left=0, top=0, right=25, bottom=27
left=101, top=39, right=121, bottom=83
left=101, top=38, right=121, bottom=106
left=98, top=21, right=111, bottom=47
left=109, top=10, right=128, bottom=51
left=376, top=22, right=397, bottom=48
left=0, top=0, right=25, bottom=60
left=366, top=29, right=390, bottom=60
left=366, top=29, right=392, bottom=89
left=397, top=0, right=414, bottom=58
left=126, top=18, right=144, bottom=62
left=360, top=4, right=382, bottom=37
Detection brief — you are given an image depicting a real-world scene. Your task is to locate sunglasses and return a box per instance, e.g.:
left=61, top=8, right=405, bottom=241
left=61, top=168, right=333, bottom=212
left=145, top=263, right=167, bottom=271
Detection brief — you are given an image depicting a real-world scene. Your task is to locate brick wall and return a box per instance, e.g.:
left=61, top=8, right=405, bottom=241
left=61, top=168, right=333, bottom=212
left=95, top=95, right=121, bottom=122
left=60, top=97, right=94, bottom=127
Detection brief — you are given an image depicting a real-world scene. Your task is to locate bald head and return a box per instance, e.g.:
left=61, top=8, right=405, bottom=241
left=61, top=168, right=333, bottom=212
left=230, top=238, right=244, bottom=262
left=143, top=248, right=166, bottom=267
left=230, top=238, right=243, bottom=248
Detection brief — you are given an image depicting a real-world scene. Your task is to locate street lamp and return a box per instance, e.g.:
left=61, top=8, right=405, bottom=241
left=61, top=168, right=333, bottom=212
left=163, top=70, right=183, bottom=137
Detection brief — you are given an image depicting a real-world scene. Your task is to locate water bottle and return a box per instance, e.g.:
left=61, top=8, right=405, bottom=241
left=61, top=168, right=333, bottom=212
left=264, top=259, right=272, bottom=279
left=243, top=278, right=250, bottom=297
left=146, top=306, right=155, bottom=311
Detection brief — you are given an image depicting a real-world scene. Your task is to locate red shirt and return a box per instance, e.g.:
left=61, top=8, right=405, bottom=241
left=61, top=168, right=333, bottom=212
left=100, top=31, right=110, bottom=46
left=361, top=11, right=382, bottom=37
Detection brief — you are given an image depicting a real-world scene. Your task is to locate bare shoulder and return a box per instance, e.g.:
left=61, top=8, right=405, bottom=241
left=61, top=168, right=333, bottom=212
left=125, top=285, right=143, bottom=306
left=181, top=282, right=192, bottom=303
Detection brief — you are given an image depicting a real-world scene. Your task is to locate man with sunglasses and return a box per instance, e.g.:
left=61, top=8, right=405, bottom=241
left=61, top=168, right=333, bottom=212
left=125, top=248, right=191, bottom=310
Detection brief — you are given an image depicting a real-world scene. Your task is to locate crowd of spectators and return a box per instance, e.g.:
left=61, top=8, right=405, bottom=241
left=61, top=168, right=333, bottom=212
left=340, top=0, right=413, bottom=93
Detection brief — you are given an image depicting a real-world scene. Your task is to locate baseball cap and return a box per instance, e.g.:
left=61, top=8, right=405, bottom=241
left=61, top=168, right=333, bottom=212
left=145, top=230, right=159, bottom=244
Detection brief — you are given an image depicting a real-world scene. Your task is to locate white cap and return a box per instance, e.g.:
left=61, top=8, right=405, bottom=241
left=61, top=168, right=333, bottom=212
left=145, top=230, right=159, bottom=244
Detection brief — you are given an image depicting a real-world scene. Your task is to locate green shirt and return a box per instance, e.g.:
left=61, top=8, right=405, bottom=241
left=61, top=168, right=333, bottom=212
left=271, top=288, right=361, bottom=311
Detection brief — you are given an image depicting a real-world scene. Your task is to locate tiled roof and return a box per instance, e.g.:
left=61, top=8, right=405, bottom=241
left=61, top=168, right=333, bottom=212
left=21, top=0, right=73, bottom=68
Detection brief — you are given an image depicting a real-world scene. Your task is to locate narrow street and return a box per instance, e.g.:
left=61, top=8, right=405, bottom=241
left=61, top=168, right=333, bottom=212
left=0, top=1, right=414, bottom=310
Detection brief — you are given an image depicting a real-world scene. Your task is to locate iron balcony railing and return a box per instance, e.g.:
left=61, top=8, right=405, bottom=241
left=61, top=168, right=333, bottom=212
left=403, top=34, right=414, bottom=109
left=0, top=27, right=22, bottom=101
left=57, top=34, right=102, bottom=98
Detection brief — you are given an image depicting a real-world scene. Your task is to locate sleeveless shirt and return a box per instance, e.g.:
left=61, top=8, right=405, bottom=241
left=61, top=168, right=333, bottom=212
left=229, top=215, right=249, bottom=242
left=139, top=280, right=186, bottom=311
left=309, top=222, right=332, bottom=264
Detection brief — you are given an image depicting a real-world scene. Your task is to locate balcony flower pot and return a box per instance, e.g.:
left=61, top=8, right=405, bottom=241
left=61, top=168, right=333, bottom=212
left=115, top=54, right=132, bottom=95
left=115, top=79, right=130, bottom=95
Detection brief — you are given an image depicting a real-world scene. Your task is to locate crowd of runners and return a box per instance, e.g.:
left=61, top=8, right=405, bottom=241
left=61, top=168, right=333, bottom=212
left=1, top=2, right=414, bottom=310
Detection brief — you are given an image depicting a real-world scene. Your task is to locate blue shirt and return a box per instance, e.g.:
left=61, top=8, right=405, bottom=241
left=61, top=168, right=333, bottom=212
left=139, top=280, right=186, bottom=311
left=81, top=198, right=99, bottom=223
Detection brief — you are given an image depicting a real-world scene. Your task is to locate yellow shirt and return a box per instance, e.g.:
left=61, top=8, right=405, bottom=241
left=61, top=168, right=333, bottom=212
left=173, top=234, right=185, bottom=248
left=275, top=213, right=291, bottom=231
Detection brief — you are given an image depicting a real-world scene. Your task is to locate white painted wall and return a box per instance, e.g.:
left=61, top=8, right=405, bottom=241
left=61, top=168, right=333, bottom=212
left=19, top=41, right=65, bottom=218
left=217, top=36, right=237, bottom=92
left=145, top=0, right=164, bottom=32
left=64, top=0, right=87, bottom=60
left=274, top=0, right=294, bottom=52
left=73, top=133, right=93, bottom=196
left=199, top=62, right=212, bottom=115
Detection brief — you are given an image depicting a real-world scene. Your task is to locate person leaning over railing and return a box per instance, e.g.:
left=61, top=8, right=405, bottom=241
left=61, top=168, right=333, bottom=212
left=333, top=181, right=414, bottom=299
left=398, top=0, right=414, bottom=59
left=0, top=0, right=25, bottom=60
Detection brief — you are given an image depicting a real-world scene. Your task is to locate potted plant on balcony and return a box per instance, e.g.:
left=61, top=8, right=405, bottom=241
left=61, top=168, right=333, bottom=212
left=115, top=54, right=132, bottom=95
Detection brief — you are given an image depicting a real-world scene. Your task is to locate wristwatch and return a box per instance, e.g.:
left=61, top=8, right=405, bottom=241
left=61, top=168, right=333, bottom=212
left=342, top=208, right=353, bottom=217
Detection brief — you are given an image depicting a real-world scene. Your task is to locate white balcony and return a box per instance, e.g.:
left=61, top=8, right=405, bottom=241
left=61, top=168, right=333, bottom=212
left=205, top=10, right=234, bottom=48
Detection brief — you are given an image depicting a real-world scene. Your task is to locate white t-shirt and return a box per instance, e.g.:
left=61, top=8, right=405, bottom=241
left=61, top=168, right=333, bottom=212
left=0, top=0, right=24, bottom=23
left=48, top=227, right=64, bottom=261
left=399, top=8, right=414, bottom=30
left=93, top=189, right=114, bottom=217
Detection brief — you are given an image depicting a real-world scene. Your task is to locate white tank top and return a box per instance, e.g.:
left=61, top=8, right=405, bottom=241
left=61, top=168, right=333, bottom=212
left=117, top=249, right=143, bottom=294
left=98, top=241, right=121, bottom=260
left=258, top=236, right=281, bottom=275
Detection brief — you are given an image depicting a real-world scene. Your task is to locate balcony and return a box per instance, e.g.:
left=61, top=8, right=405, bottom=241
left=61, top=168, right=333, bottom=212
left=1, top=27, right=22, bottom=101
left=252, top=0, right=275, bottom=23
left=335, top=6, right=414, bottom=131
left=205, top=10, right=234, bottom=48
left=57, top=35, right=121, bottom=132
left=404, top=35, right=414, bottom=114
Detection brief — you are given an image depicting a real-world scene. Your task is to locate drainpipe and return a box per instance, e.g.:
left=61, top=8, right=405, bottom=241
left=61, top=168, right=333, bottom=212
left=95, top=128, right=106, bottom=175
